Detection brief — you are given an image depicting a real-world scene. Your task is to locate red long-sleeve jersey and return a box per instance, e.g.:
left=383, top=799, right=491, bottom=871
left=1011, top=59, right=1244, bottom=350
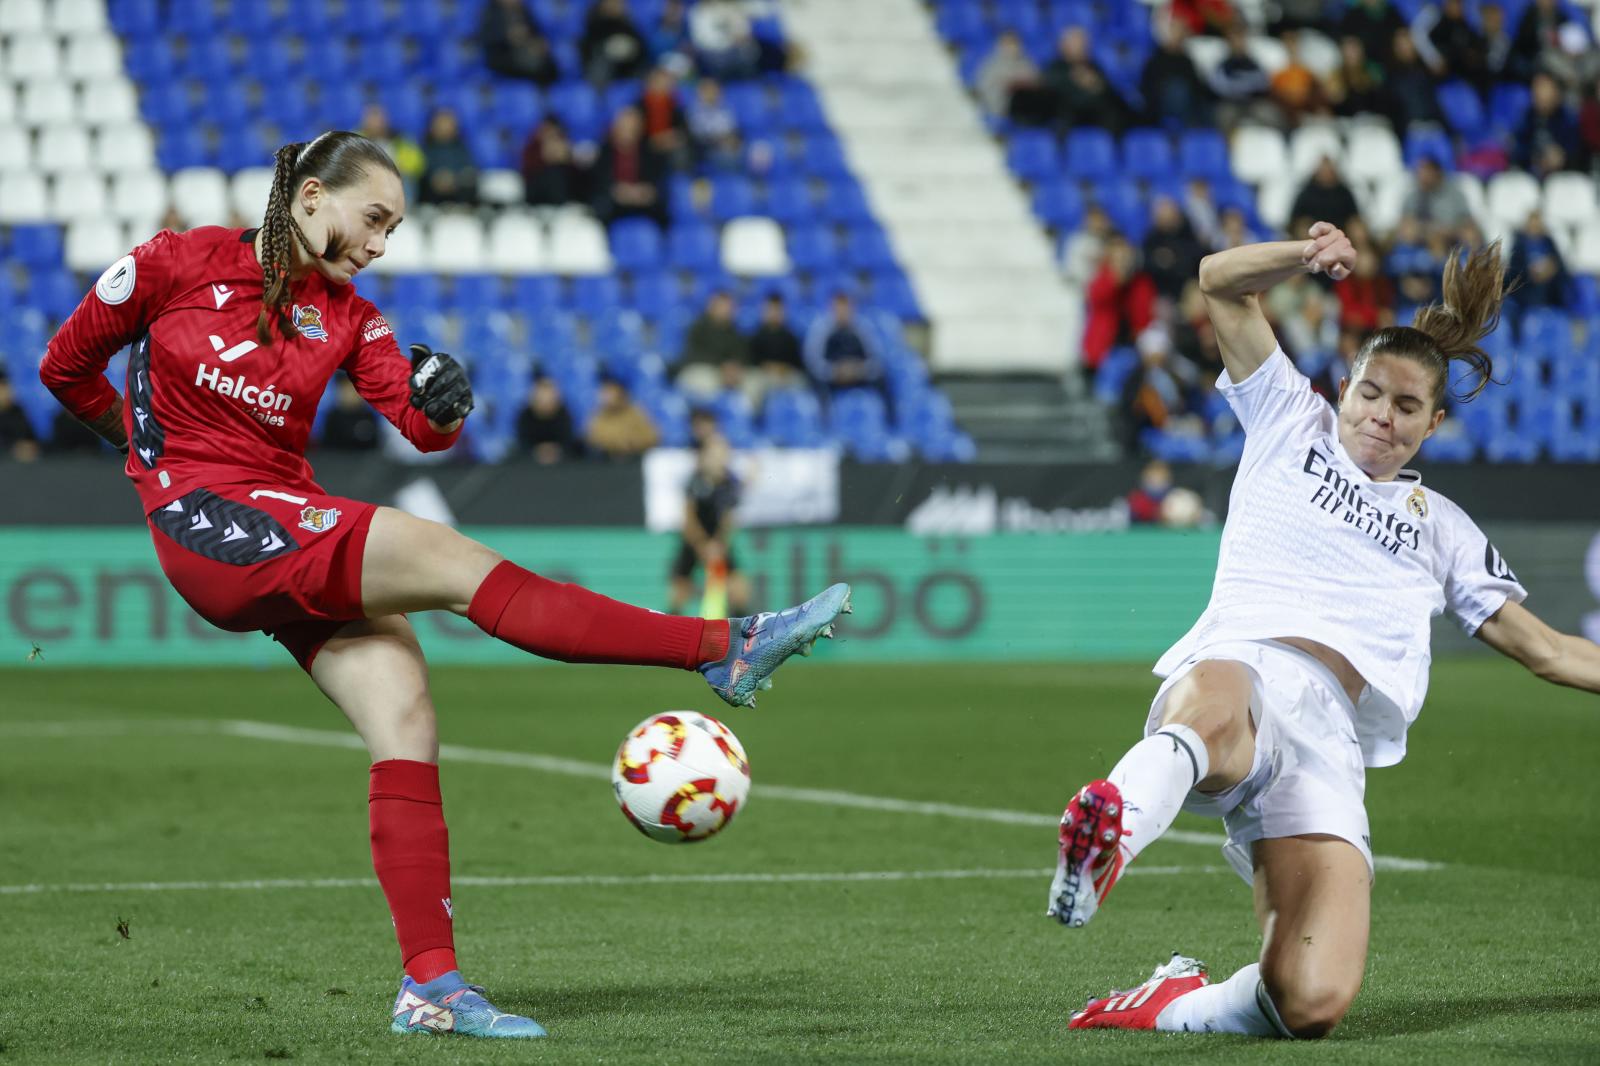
left=39, top=226, right=460, bottom=515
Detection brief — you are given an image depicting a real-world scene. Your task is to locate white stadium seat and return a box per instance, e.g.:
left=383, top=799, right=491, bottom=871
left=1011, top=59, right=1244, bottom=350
left=64, top=33, right=122, bottom=81
left=0, top=83, right=14, bottom=123
left=721, top=216, right=789, bottom=275
left=1229, top=125, right=1287, bottom=186
left=1256, top=174, right=1295, bottom=230
left=1295, top=29, right=1342, bottom=77
left=485, top=211, right=549, bottom=273
left=170, top=167, right=232, bottom=227
left=0, top=172, right=48, bottom=222
left=1570, top=219, right=1600, bottom=275
left=1342, top=124, right=1404, bottom=185
left=20, top=79, right=75, bottom=126
left=1288, top=121, right=1343, bottom=179
left=109, top=169, right=168, bottom=222
left=65, top=218, right=123, bottom=273
left=477, top=168, right=525, bottom=206
left=78, top=77, right=138, bottom=125
left=547, top=213, right=612, bottom=274
left=1486, top=170, right=1542, bottom=229
left=0, top=0, right=47, bottom=33
left=424, top=212, right=487, bottom=274
left=3, top=33, right=59, bottom=79
left=0, top=124, right=33, bottom=172
left=123, top=217, right=162, bottom=247
left=51, top=0, right=108, bottom=33
left=368, top=217, right=425, bottom=273
left=229, top=166, right=275, bottom=220
left=49, top=170, right=107, bottom=221
left=1365, top=173, right=1411, bottom=237
left=94, top=123, right=154, bottom=170
left=1182, top=36, right=1227, bottom=81
left=35, top=124, right=91, bottom=174
left=1541, top=172, right=1598, bottom=230
left=1245, top=36, right=1288, bottom=75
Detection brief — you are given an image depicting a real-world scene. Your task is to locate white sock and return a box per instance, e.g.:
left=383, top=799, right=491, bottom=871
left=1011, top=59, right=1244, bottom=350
left=1155, top=963, right=1291, bottom=1036
left=1106, top=724, right=1210, bottom=862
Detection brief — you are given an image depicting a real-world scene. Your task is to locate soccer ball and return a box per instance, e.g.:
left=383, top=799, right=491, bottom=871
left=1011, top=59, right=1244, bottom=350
left=611, top=711, right=751, bottom=843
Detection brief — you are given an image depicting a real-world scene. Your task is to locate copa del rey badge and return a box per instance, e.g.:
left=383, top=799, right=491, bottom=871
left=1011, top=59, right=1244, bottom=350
left=298, top=505, right=340, bottom=533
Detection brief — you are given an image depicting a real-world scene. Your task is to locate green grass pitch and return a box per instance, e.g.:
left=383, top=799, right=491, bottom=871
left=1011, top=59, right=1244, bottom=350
left=2, top=658, right=1597, bottom=1064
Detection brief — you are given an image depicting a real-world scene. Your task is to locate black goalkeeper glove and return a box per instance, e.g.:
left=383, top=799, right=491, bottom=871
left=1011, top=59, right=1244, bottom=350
left=408, top=343, right=475, bottom=426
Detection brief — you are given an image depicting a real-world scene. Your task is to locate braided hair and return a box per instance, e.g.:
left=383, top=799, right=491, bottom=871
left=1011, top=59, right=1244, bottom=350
left=1352, top=241, right=1514, bottom=409
left=256, top=131, right=400, bottom=344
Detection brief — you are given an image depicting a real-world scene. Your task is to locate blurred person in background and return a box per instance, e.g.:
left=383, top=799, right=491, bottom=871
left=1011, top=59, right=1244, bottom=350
left=676, top=290, right=749, bottom=402
left=1209, top=21, right=1278, bottom=130
left=690, top=0, right=760, bottom=80
left=1280, top=284, right=1341, bottom=376
left=0, top=372, right=41, bottom=462
left=478, top=0, right=560, bottom=87
left=1479, top=3, right=1521, bottom=82
left=639, top=65, right=692, bottom=172
left=1061, top=205, right=1113, bottom=287
left=1511, top=0, right=1568, bottom=85
left=516, top=375, right=582, bottom=463
left=1182, top=178, right=1221, bottom=250
left=1411, top=0, right=1487, bottom=87
left=586, top=376, right=660, bottom=458
left=1508, top=211, right=1571, bottom=309
left=1125, top=458, right=1174, bottom=525
left=1140, top=19, right=1214, bottom=129
left=1119, top=325, right=1204, bottom=450
left=47, top=405, right=107, bottom=453
left=803, top=291, right=885, bottom=399
left=1339, top=0, right=1406, bottom=63
left=1289, top=156, right=1358, bottom=235
left=592, top=106, right=669, bottom=228
left=1083, top=235, right=1156, bottom=373
left=1336, top=246, right=1396, bottom=330
left=1380, top=29, right=1443, bottom=132
left=667, top=431, right=751, bottom=617
left=1143, top=196, right=1207, bottom=305
left=1400, top=157, right=1470, bottom=236
left=358, top=104, right=424, bottom=203
left=748, top=291, right=807, bottom=391
left=1170, top=0, right=1237, bottom=35
left=685, top=77, right=743, bottom=172
left=582, top=0, right=649, bottom=84
left=1326, top=35, right=1386, bottom=119
left=1172, top=280, right=1225, bottom=381
left=1579, top=76, right=1600, bottom=170
left=648, top=0, right=694, bottom=72
left=319, top=375, right=380, bottom=451
left=1213, top=206, right=1259, bottom=250
left=977, top=29, right=1046, bottom=125
left=1269, top=29, right=1329, bottom=126
left=1517, top=72, right=1581, bottom=176
left=520, top=116, right=587, bottom=209
left=1043, top=27, right=1129, bottom=134
left=419, top=108, right=478, bottom=206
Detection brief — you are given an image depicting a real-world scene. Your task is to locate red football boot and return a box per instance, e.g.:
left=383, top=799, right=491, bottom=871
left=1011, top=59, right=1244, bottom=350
left=1046, top=779, right=1128, bottom=927
left=1068, top=954, right=1210, bottom=1030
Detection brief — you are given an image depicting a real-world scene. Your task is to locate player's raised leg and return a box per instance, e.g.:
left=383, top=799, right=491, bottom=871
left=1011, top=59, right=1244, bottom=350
left=358, top=506, right=850, bottom=707
left=310, top=616, right=546, bottom=1039
left=1048, top=660, right=1257, bottom=926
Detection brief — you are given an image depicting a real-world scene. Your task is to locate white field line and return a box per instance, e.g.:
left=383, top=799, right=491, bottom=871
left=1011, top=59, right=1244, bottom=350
left=0, top=719, right=221, bottom=738
left=3, top=717, right=1443, bottom=873
left=0, top=865, right=1225, bottom=896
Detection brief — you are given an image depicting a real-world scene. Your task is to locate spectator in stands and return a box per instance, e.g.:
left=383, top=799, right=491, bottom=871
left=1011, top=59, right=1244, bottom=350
left=516, top=376, right=582, bottom=463
left=647, top=0, right=694, bottom=73
left=0, top=373, right=40, bottom=462
left=592, top=106, right=669, bottom=228
left=668, top=429, right=750, bottom=617
left=1173, top=280, right=1224, bottom=380
left=1517, top=71, right=1582, bottom=176
left=1142, top=196, right=1206, bottom=304
left=520, top=117, right=587, bottom=208
left=158, top=204, right=189, bottom=233
left=478, top=0, right=560, bottom=87
left=1335, top=247, right=1396, bottom=331
left=1401, top=156, right=1471, bottom=234
left=46, top=407, right=104, bottom=453
left=359, top=103, right=424, bottom=204
left=1511, top=0, right=1567, bottom=85
left=1182, top=179, right=1221, bottom=250
left=581, top=0, right=649, bottom=84
left=1209, top=21, right=1277, bottom=130
left=690, top=0, right=759, bottom=80
left=1381, top=29, right=1444, bottom=131
left=419, top=108, right=479, bottom=206
left=686, top=77, right=742, bottom=172
left=1290, top=156, right=1359, bottom=235
left=803, top=292, right=885, bottom=397
left=641, top=66, right=692, bottom=171
left=1340, top=0, right=1407, bottom=64
left=1213, top=205, right=1259, bottom=250
left=1272, top=0, right=1336, bottom=33
left=1270, top=29, right=1329, bottom=126
left=1480, top=3, right=1522, bottom=83
left=748, top=292, right=807, bottom=391
left=1386, top=215, right=1442, bottom=308
left=1509, top=211, right=1571, bottom=309
left=677, top=290, right=750, bottom=401
left=1309, top=326, right=1364, bottom=403
left=1171, top=0, right=1238, bottom=35
left=1280, top=285, right=1341, bottom=374
left=319, top=377, right=380, bottom=451
left=1412, top=0, right=1487, bottom=87
left=1126, top=458, right=1174, bottom=525
left=1119, top=325, right=1203, bottom=450
left=1044, top=26, right=1131, bottom=134
left=1083, top=235, right=1156, bottom=372
left=586, top=376, right=660, bottom=458
left=1139, top=20, right=1214, bottom=129
left=1061, top=205, right=1113, bottom=287
left=1327, top=35, right=1386, bottom=120
left=977, top=30, right=1046, bottom=125
left=1580, top=76, right=1600, bottom=169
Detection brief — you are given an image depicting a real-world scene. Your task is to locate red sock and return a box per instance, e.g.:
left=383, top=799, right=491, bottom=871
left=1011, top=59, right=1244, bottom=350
left=369, top=760, right=458, bottom=983
left=468, top=561, right=728, bottom=669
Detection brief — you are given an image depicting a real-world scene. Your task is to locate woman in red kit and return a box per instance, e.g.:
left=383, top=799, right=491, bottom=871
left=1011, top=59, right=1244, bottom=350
left=39, top=131, right=849, bottom=1040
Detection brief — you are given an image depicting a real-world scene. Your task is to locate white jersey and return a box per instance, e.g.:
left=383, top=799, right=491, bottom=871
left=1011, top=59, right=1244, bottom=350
left=1154, top=346, right=1526, bottom=768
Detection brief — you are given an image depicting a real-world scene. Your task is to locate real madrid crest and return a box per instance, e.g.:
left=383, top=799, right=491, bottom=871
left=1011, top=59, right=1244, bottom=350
left=1405, top=487, right=1428, bottom=519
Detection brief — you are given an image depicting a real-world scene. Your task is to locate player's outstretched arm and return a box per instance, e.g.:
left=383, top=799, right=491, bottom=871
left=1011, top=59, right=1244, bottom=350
left=1197, top=222, right=1354, bottom=385
left=1475, top=600, right=1600, bottom=693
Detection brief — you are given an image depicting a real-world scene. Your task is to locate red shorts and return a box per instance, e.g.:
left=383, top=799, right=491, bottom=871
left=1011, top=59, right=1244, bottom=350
left=148, top=483, right=377, bottom=670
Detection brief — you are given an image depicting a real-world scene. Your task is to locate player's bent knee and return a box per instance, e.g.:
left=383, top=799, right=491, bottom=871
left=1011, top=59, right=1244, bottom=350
left=1262, top=972, right=1356, bottom=1040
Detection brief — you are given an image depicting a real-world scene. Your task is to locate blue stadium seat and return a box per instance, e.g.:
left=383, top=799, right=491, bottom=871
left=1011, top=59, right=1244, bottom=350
left=491, top=83, right=544, bottom=132
left=110, top=0, right=161, bottom=35
left=802, top=135, right=852, bottom=180
left=157, top=125, right=210, bottom=170
left=1121, top=128, right=1172, bottom=181
left=1093, top=178, right=1148, bottom=241
left=822, top=182, right=874, bottom=225
left=710, top=175, right=757, bottom=221
left=1064, top=128, right=1117, bottom=182
left=1033, top=181, right=1085, bottom=229
left=1007, top=130, right=1061, bottom=182
left=861, top=273, right=922, bottom=321
left=547, top=83, right=602, bottom=141
left=1404, top=127, right=1454, bottom=169
left=122, top=38, right=175, bottom=83
left=452, top=275, right=508, bottom=315
left=778, top=79, right=829, bottom=134
left=627, top=271, right=681, bottom=321
left=391, top=274, right=445, bottom=314
left=845, top=227, right=898, bottom=272
left=1488, top=82, right=1531, bottom=138
left=1094, top=347, right=1140, bottom=405
left=1435, top=81, right=1486, bottom=141
left=764, top=176, right=813, bottom=225
left=668, top=224, right=720, bottom=272
left=10, top=225, right=63, bottom=269
left=761, top=387, right=825, bottom=446
left=787, top=225, right=840, bottom=273
left=1177, top=129, right=1230, bottom=181
left=569, top=276, right=623, bottom=316
left=610, top=219, right=664, bottom=271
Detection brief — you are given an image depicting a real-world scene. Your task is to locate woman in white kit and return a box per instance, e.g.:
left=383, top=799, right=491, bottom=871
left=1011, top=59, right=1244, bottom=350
left=1049, top=221, right=1600, bottom=1038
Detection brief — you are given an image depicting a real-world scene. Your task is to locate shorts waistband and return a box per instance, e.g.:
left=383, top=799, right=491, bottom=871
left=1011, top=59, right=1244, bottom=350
left=1256, top=639, right=1358, bottom=713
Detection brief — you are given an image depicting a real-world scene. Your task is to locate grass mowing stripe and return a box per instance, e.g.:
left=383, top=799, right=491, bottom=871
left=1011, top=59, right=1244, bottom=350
left=0, top=865, right=1235, bottom=895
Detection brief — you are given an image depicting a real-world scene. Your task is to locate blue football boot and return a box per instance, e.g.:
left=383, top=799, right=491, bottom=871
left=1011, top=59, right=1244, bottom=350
left=699, top=582, right=853, bottom=707
left=390, top=971, right=547, bottom=1039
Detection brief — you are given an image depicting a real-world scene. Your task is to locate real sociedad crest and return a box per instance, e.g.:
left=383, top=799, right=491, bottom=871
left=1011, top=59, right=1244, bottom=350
left=292, top=303, right=329, bottom=342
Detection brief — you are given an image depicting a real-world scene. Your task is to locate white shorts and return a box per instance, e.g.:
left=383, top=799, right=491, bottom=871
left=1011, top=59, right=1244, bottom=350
left=1143, top=639, right=1373, bottom=884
